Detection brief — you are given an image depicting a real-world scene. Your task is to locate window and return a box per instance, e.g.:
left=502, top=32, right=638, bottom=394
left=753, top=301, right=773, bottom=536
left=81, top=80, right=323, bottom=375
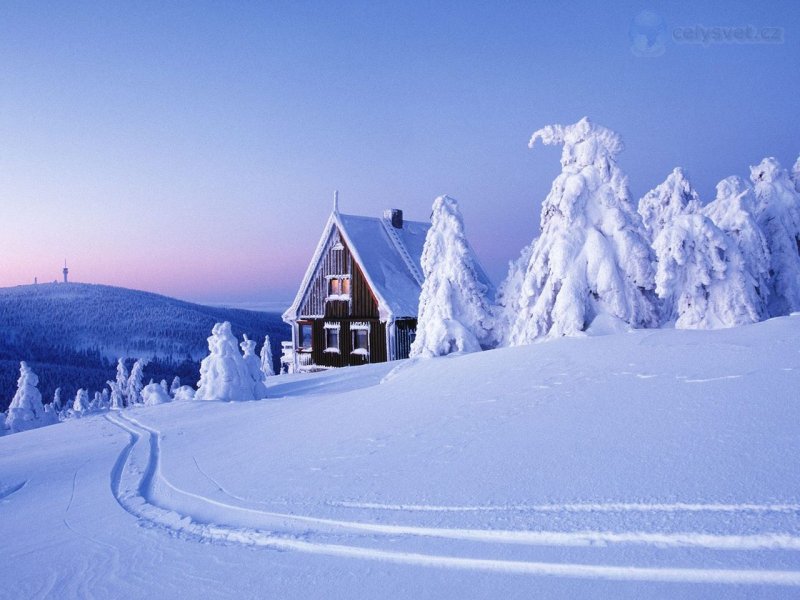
left=350, top=322, right=370, bottom=356
left=327, top=275, right=351, bottom=299
left=298, top=322, right=313, bottom=350
left=324, top=322, right=340, bottom=353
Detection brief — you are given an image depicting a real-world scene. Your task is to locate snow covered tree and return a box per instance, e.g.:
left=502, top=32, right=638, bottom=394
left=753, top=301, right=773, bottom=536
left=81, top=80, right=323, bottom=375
left=638, top=167, right=702, bottom=242
left=410, top=195, right=493, bottom=358
left=703, top=176, right=771, bottom=319
left=170, top=376, right=181, bottom=396
left=72, top=388, right=90, bottom=414
left=793, top=154, right=800, bottom=193
left=195, top=322, right=256, bottom=402
left=493, top=243, right=534, bottom=347
left=142, top=382, right=171, bottom=406
left=52, top=387, right=63, bottom=412
left=240, top=334, right=268, bottom=398
left=126, top=359, right=146, bottom=406
left=260, top=335, right=275, bottom=378
left=101, top=388, right=109, bottom=407
left=92, top=391, right=103, bottom=410
left=5, top=362, right=46, bottom=433
left=750, top=157, right=800, bottom=316
left=505, top=118, right=657, bottom=344
left=107, top=380, right=125, bottom=410
left=113, top=359, right=129, bottom=406
left=653, top=213, right=763, bottom=329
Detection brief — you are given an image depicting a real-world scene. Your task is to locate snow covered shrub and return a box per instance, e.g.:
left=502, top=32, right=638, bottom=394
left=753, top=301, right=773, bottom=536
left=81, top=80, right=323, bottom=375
left=107, top=380, right=125, bottom=410
left=505, top=117, right=657, bottom=343
left=703, top=176, right=770, bottom=319
left=260, top=335, right=275, bottom=378
left=410, top=195, right=493, bottom=358
left=170, top=376, right=181, bottom=396
left=240, top=334, right=268, bottom=399
left=751, top=157, right=800, bottom=316
left=142, top=382, right=171, bottom=406
left=72, top=389, right=90, bottom=414
left=638, top=167, right=702, bottom=242
left=195, top=322, right=256, bottom=401
left=5, top=362, right=47, bottom=433
left=173, top=386, right=196, bottom=402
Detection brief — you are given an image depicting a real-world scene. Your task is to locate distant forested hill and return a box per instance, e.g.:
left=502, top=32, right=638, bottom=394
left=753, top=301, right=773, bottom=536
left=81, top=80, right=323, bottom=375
left=0, top=283, right=289, bottom=410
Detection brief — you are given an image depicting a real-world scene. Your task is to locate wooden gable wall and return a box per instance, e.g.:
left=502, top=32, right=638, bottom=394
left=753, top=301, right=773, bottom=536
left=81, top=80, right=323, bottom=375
left=298, top=226, right=379, bottom=319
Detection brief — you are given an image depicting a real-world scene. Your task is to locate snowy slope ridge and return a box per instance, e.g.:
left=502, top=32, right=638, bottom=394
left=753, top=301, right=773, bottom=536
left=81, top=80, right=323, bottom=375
left=2, top=317, right=800, bottom=598
left=0, top=282, right=288, bottom=408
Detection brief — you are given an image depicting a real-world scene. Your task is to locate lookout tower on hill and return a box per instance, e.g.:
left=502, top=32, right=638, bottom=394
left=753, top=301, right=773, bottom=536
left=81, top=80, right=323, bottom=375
left=63, top=260, right=69, bottom=283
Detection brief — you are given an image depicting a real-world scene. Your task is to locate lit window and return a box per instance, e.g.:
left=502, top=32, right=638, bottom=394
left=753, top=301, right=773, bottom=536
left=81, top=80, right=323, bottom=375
left=327, top=276, right=351, bottom=299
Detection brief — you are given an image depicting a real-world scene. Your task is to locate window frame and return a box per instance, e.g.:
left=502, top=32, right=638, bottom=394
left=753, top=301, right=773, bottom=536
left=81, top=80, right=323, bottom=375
left=350, top=321, right=370, bottom=356
left=297, top=321, right=313, bottom=351
left=325, top=275, right=352, bottom=301
left=323, top=322, right=341, bottom=353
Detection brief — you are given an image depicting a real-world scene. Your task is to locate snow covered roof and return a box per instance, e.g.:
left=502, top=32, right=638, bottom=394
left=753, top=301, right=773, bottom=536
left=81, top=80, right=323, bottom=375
left=283, top=209, right=494, bottom=322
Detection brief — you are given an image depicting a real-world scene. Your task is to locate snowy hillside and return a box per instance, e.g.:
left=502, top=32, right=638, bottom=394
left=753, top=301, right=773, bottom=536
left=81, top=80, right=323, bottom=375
left=0, top=283, right=288, bottom=409
left=1, top=317, right=799, bottom=598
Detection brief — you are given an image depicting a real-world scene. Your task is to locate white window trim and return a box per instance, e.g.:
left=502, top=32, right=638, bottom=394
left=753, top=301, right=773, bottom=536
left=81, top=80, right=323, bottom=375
left=351, top=324, right=370, bottom=356
left=324, top=322, right=341, bottom=353
left=325, top=274, right=352, bottom=302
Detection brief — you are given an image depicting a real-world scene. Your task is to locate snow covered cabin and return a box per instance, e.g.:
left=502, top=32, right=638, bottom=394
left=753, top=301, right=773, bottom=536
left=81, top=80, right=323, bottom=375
left=282, top=201, right=492, bottom=371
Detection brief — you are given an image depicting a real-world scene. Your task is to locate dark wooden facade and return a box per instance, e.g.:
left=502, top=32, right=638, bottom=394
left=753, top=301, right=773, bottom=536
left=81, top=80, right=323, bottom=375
left=298, top=228, right=379, bottom=319
left=297, top=226, right=392, bottom=368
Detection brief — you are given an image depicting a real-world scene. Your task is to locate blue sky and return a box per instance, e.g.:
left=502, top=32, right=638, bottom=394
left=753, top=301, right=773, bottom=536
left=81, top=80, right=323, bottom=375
left=1, top=1, right=798, bottom=306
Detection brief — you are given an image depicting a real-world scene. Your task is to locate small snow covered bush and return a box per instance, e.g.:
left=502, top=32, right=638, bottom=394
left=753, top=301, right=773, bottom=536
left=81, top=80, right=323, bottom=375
left=195, top=322, right=257, bottom=401
left=142, top=382, right=171, bottom=406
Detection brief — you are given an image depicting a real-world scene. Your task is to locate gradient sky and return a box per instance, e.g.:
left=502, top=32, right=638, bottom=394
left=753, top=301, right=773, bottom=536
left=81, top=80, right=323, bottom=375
left=1, top=1, right=798, bottom=307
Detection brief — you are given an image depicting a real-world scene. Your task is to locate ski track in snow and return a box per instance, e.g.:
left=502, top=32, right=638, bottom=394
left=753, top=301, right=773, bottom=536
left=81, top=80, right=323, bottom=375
left=0, top=479, right=27, bottom=500
left=103, top=411, right=800, bottom=586
left=330, top=500, right=800, bottom=514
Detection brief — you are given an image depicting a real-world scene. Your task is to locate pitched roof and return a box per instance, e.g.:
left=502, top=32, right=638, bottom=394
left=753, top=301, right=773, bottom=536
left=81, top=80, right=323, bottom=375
left=283, top=210, right=494, bottom=322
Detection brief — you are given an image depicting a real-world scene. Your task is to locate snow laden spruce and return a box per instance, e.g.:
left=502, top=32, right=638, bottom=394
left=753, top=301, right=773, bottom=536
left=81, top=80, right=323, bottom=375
left=703, top=176, right=771, bottom=320
left=751, top=157, right=800, bottom=316
left=638, top=167, right=702, bottom=242
left=410, top=195, right=493, bottom=358
left=502, top=117, right=657, bottom=343
left=4, top=362, right=50, bottom=433
left=647, top=170, right=766, bottom=329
